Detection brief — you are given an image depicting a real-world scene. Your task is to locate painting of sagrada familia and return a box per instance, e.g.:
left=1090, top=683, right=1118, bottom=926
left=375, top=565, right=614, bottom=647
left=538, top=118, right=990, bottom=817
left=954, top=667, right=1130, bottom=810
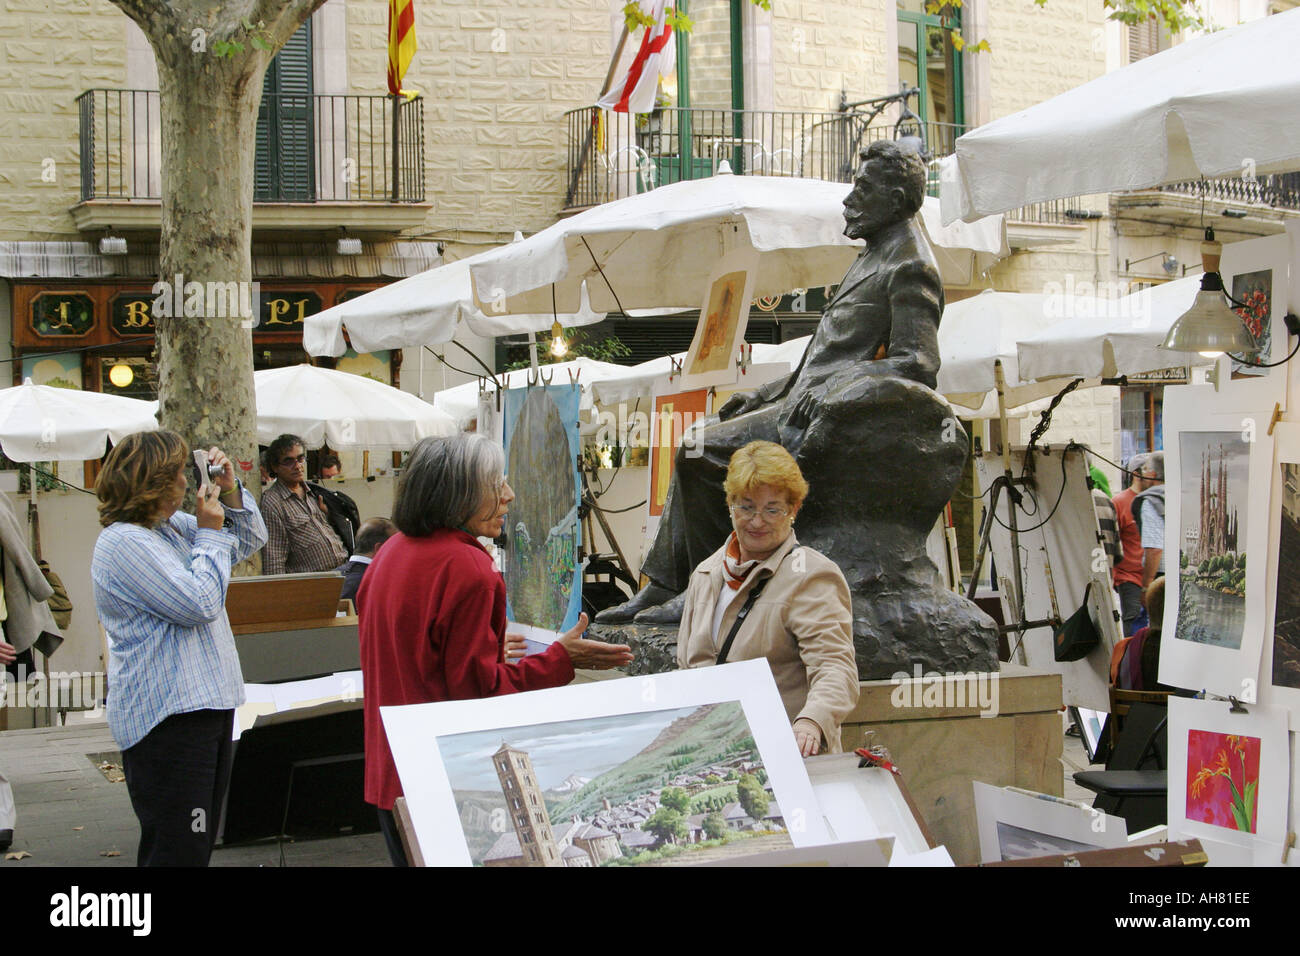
left=1178, top=432, right=1249, bottom=649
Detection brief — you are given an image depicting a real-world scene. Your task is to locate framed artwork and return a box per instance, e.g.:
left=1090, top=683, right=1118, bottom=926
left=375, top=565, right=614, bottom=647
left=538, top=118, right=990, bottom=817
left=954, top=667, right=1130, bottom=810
left=502, top=384, right=583, bottom=644
left=380, top=660, right=832, bottom=866
left=22, top=353, right=82, bottom=390
left=646, top=383, right=709, bottom=519
left=1214, top=234, right=1291, bottom=413
left=1166, top=696, right=1289, bottom=865
left=1159, top=392, right=1273, bottom=700
left=679, top=248, right=759, bottom=391
left=973, top=783, right=1132, bottom=864
left=1258, top=423, right=1300, bottom=721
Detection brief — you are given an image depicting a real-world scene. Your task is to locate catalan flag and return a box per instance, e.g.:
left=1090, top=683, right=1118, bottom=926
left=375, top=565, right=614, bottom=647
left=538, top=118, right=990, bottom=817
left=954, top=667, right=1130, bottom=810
left=387, top=0, right=417, bottom=97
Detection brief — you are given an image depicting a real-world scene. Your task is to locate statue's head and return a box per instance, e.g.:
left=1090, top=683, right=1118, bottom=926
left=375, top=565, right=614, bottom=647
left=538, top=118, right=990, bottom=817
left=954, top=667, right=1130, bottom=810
left=842, top=138, right=928, bottom=240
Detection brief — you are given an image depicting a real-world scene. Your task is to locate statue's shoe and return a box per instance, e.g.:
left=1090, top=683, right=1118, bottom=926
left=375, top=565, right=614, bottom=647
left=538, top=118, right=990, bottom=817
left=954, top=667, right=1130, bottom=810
left=633, top=590, right=687, bottom=626
left=594, top=582, right=677, bottom=624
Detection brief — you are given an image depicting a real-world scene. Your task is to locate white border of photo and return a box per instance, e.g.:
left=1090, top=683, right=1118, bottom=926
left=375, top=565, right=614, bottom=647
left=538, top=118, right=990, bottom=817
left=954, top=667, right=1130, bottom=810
left=1159, top=390, right=1274, bottom=700
left=1165, top=696, right=1289, bottom=866
left=381, top=659, right=831, bottom=866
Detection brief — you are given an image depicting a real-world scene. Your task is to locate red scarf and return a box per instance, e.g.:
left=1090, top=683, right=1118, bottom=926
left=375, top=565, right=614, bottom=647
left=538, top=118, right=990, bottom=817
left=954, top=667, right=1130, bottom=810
left=722, top=532, right=761, bottom=590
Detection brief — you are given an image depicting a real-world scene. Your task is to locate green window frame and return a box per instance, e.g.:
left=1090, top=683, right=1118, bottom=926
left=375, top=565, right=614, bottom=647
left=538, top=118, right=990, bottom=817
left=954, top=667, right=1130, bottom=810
left=255, top=20, right=316, bottom=201
left=897, top=3, right=964, bottom=153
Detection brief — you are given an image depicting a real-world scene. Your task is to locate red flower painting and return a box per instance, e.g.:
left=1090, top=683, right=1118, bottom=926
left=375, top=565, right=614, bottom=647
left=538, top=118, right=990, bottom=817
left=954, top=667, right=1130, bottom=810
left=1185, top=730, right=1260, bottom=833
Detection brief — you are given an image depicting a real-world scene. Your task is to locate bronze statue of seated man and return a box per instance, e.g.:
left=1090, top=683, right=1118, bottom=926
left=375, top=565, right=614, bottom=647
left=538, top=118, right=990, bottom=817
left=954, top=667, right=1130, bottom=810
left=596, top=138, right=998, bottom=679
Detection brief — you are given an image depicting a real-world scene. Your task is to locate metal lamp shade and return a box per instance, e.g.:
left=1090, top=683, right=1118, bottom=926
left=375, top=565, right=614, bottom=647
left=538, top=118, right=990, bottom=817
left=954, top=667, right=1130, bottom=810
left=1160, top=288, right=1257, bottom=355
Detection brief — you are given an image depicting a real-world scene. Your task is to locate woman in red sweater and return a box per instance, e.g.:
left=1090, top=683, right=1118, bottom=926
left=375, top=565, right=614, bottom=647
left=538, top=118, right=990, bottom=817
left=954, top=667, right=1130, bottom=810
left=358, top=433, right=631, bottom=865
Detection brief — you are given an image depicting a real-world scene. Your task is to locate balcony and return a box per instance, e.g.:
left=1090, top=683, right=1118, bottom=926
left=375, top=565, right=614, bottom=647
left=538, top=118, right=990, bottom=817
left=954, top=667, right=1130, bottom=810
left=1113, top=171, right=1300, bottom=238
left=72, top=89, right=431, bottom=234
left=561, top=105, right=1083, bottom=252
left=563, top=105, right=971, bottom=210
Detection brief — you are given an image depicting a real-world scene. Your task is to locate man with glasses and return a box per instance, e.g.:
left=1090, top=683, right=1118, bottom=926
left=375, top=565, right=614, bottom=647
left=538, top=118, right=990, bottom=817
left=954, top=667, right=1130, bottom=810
left=260, top=434, right=350, bottom=575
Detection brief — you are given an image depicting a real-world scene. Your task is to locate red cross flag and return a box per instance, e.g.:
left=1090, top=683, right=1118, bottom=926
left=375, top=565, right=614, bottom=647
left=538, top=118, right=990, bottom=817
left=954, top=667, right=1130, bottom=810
left=598, top=0, right=677, bottom=114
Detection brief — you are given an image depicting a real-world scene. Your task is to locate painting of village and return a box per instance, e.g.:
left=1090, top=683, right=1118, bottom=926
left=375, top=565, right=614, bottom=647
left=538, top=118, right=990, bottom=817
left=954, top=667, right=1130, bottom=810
left=1177, top=432, right=1249, bottom=649
left=1271, top=463, right=1300, bottom=688
left=440, top=701, right=792, bottom=867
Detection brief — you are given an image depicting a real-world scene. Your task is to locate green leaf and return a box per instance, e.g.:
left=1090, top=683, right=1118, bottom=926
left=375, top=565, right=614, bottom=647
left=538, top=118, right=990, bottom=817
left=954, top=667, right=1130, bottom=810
left=251, top=35, right=272, bottom=51
left=241, top=17, right=253, bottom=30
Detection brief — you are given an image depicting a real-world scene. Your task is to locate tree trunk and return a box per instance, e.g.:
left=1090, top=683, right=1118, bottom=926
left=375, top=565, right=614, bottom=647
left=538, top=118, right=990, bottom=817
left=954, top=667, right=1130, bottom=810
left=153, top=58, right=261, bottom=491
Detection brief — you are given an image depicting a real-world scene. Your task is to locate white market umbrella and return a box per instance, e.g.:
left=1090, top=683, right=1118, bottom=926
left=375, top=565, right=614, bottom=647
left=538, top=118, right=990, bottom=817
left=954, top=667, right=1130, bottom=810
left=919, top=196, right=1008, bottom=286
left=1016, top=274, right=1208, bottom=382
left=469, top=166, right=1009, bottom=315
left=940, top=8, right=1300, bottom=223
left=431, top=357, right=637, bottom=428
left=590, top=337, right=813, bottom=407
left=938, top=290, right=1074, bottom=413
left=255, top=364, right=457, bottom=450
left=0, top=379, right=157, bottom=462
left=302, top=239, right=606, bottom=358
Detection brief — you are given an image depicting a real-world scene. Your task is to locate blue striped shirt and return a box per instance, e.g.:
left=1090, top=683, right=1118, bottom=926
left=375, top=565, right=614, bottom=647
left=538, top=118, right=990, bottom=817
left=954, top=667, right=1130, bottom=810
left=92, top=485, right=267, bottom=750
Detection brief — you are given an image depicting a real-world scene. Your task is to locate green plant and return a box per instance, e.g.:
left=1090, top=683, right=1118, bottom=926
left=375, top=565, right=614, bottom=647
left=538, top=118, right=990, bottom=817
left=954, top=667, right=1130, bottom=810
left=211, top=18, right=275, bottom=57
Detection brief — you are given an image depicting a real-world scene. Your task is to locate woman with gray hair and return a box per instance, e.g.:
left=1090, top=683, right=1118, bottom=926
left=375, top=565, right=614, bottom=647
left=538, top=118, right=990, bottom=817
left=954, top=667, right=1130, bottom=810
left=359, top=433, right=632, bottom=865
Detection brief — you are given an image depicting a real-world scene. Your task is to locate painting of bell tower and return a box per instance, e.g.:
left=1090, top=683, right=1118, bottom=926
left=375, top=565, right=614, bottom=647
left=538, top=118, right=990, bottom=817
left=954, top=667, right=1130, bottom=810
left=493, top=741, right=562, bottom=867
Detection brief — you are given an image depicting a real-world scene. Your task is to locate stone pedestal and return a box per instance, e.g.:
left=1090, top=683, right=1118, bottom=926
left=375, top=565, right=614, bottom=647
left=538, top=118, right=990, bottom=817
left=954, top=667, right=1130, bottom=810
left=839, top=663, right=1063, bottom=866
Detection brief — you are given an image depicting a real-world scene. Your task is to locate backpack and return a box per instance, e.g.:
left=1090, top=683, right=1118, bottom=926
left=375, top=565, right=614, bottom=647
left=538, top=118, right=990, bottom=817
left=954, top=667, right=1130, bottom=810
left=309, top=482, right=359, bottom=555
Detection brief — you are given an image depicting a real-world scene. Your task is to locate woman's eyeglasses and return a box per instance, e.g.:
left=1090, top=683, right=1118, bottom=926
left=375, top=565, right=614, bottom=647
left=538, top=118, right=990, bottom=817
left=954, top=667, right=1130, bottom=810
left=729, top=504, right=790, bottom=523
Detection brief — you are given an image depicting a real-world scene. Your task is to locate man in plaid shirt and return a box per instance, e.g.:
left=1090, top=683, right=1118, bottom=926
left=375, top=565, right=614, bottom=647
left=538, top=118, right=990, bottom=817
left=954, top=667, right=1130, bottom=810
left=261, top=434, right=349, bottom=575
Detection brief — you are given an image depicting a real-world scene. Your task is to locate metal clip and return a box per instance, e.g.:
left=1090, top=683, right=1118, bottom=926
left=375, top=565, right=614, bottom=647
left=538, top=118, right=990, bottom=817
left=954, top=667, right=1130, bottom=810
left=1228, top=696, right=1249, bottom=714
left=737, top=342, right=752, bottom=374
left=669, top=355, right=683, bottom=381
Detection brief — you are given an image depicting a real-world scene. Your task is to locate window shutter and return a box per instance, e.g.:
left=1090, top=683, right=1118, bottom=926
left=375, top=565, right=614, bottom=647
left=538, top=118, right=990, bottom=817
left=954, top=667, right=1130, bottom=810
left=1128, top=16, right=1160, bottom=63
left=255, top=21, right=316, bottom=201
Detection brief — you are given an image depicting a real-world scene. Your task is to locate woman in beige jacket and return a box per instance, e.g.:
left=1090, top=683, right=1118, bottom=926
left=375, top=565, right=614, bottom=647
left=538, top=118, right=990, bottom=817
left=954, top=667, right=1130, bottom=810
left=677, top=441, right=859, bottom=755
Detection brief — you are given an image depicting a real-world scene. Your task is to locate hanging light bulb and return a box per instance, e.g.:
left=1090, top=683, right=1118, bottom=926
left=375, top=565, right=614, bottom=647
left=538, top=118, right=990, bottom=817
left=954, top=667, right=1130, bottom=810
left=1160, top=227, right=1257, bottom=357
left=549, top=319, right=569, bottom=358
left=108, top=362, right=134, bottom=388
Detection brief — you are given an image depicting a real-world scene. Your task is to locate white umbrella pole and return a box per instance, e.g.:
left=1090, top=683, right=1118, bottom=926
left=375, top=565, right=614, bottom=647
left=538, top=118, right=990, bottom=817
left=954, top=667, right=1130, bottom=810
left=529, top=332, right=540, bottom=371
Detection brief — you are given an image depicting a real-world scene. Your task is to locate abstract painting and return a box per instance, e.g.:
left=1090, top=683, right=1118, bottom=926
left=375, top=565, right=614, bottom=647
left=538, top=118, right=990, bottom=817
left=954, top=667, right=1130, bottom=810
left=502, top=384, right=582, bottom=635
left=680, top=248, right=758, bottom=390
left=1185, top=729, right=1260, bottom=833
left=688, top=271, right=747, bottom=377
left=1175, top=431, right=1250, bottom=649
left=648, top=387, right=709, bottom=518
left=380, top=660, right=832, bottom=866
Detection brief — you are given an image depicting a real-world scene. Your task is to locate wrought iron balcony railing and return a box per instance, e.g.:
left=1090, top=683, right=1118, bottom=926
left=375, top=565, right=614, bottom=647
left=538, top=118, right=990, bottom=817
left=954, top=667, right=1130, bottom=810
left=1156, top=173, right=1300, bottom=212
left=76, top=89, right=425, bottom=204
left=563, top=105, right=966, bottom=211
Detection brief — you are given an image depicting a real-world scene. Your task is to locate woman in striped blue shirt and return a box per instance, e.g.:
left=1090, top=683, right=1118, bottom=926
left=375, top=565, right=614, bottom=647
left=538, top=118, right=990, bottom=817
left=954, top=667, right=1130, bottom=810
left=92, top=430, right=266, bottom=867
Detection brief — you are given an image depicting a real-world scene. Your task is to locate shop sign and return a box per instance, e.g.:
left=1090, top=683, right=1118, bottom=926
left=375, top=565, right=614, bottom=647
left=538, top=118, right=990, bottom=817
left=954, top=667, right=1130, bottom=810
left=31, top=293, right=94, bottom=337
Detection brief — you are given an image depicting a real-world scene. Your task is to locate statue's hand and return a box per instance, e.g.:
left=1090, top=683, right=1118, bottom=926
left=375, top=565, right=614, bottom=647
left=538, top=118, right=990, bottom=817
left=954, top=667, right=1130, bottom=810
left=784, top=391, right=821, bottom=431
left=717, top=390, right=763, bottom=422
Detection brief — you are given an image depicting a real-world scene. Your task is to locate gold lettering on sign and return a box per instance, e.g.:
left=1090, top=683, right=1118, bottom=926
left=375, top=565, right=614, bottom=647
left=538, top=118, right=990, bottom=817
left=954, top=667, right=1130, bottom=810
left=122, top=300, right=152, bottom=328
left=266, top=299, right=292, bottom=324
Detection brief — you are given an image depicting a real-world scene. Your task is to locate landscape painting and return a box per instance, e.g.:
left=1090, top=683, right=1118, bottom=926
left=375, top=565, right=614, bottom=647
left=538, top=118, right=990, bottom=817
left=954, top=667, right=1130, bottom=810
left=1176, top=431, right=1250, bottom=649
left=1271, top=462, right=1300, bottom=689
left=1185, top=729, right=1261, bottom=833
left=503, top=384, right=582, bottom=635
left=441, top=701, right=792, bottom=867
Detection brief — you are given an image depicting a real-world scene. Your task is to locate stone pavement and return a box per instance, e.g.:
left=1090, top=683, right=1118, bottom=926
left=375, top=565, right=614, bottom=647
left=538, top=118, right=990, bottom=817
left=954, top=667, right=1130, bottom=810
left=0, top=717, right=388, bottom=868
left=1, top=711, right=1097, bottom=868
